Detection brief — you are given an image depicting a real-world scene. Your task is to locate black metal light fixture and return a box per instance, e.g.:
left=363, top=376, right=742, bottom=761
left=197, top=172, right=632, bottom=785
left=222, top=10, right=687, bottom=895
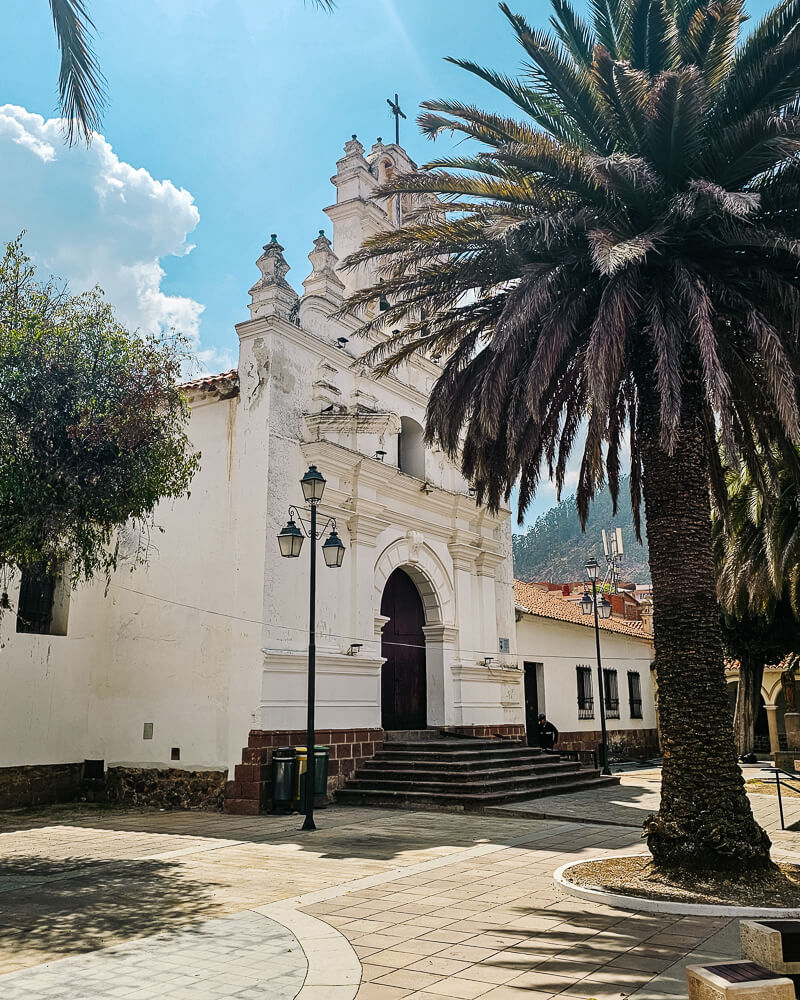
left=375, top=449, right=386, bottom=462
left=336, top=336, right=349, bottom=349
left=277, top=518, right=304, bottom=558
left=277, top=465, right=345, bottom=831
left=322, top=530, right=345, bottom=568
left=582, top=558, right=612, bottom=776
left=300, top=464, right=326, bottom=503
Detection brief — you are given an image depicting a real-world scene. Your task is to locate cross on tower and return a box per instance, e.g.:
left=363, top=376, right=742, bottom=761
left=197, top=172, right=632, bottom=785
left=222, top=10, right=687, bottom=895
left=386, top=93, right=407, bottom=145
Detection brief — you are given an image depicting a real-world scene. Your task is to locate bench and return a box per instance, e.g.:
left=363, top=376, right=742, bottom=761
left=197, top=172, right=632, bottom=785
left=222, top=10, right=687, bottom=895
left=686, top=961, right=794, bottom=998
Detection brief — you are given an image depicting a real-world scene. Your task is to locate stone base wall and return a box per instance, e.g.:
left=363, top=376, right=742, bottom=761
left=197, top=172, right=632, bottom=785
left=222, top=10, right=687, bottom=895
left=225, top=728, right=385, bottom=815
left=105, top=767, right=226, bottom=811
left=0, top=763, right=82, bottom=810
left=555, top=728, right=660, bottom=759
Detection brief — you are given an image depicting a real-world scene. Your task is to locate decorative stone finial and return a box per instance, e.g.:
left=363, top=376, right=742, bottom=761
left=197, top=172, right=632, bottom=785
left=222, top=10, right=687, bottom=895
left=302, top=229, right=345, bottom=307
left=343, top=134, right=365, bottom=157
left=247, top=235, right=299, bottom=321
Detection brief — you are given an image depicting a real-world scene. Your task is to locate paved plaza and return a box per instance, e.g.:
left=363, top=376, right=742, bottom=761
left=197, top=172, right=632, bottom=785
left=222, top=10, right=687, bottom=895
left=0, top=773, right=797, bottom=1000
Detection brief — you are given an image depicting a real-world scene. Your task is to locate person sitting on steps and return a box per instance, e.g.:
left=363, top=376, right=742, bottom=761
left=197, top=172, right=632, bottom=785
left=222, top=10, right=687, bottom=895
left=536, top=713, right=559, bottom=752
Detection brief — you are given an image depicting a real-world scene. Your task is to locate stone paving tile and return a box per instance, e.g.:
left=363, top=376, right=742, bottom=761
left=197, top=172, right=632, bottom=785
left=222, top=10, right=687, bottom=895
left=0, top=799, right=796, bottom=999
left=0, top=911, right=305, bottom=1000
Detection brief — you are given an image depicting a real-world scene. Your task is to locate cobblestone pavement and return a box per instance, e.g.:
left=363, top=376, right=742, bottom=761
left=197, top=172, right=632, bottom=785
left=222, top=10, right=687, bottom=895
left=0, top=911, right=305, bottom=1000
left=0, top=798, right=796, bottom=1000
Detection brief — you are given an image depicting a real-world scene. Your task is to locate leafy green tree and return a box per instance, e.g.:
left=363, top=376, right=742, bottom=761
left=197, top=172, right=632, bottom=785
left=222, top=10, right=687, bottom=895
left=0, top=238, right=199, bottom=585
left=43, top=0, right=336, bottom=144
left=714, top=450, right=800, bottom=753
left=342, top=0, right=800, bottom=871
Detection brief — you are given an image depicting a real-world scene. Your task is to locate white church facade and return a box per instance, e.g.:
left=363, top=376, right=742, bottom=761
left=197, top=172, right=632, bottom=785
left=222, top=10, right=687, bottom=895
left=0, top=136, right=525, bottom=812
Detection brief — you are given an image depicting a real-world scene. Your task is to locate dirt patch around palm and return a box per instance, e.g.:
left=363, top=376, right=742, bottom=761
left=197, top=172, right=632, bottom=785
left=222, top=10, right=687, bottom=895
left=563, top=855, right=800, bottom=908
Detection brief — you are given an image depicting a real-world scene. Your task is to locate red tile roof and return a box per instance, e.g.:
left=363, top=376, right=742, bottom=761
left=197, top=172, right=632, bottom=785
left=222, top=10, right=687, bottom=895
left=514, top=579, right=652, bottom=640
left=180, top=369, right=239, bottom=395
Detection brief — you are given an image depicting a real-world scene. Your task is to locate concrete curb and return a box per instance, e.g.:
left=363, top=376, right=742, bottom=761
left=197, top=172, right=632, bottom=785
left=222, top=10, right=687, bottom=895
left=255, top=904, right=361, bottom=1000
left=554, top=855, right=800, bottom=918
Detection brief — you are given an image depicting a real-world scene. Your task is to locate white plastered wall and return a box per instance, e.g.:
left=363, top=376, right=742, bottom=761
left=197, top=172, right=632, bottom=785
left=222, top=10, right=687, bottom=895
left=515, top=613, right=656, bottom=737
left=0, top=374, right=267, bottom=773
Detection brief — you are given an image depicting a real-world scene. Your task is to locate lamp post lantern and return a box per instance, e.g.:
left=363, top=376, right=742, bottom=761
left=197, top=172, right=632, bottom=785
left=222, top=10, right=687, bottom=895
left=277, top=465, right=345, bottom=830
left=582, top=558, right=612, bottom=776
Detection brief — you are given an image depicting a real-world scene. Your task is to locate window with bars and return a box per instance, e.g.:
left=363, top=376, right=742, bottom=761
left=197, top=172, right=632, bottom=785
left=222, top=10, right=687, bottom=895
left=628, top=671, right=643, bottom=719
left=16, top=567, right=56, bottom=635
left=576, top=665, right=594, bottom=718
left=15, top=565, right=69, bottom=636
left=603, top=668, right=620, bottom=718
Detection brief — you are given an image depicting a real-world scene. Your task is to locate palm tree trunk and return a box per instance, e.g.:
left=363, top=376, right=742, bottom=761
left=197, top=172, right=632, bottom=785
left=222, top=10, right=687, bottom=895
left=639, top=385, right=771, bottom=871
left=734, top=652, right=764, bottom=756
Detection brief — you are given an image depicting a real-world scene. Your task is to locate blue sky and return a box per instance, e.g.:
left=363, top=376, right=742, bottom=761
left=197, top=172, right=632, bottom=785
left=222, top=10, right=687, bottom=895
left=0, top=0, right=775, bottom=524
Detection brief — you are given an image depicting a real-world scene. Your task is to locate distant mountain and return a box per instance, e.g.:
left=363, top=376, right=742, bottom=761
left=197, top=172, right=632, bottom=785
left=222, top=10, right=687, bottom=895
left=512, top=476, right=651, bottom=584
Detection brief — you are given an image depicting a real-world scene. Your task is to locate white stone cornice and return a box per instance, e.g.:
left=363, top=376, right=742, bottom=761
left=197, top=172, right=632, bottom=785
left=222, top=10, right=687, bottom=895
left=300, top=440, right=511, bottom=546
left=348, top=513, right=390, bottom=544
left=476, top=550, right=506, bottom=578
left=262, top=650, right=384, bottom=675
left=448, top=541, right=480, bottom=573
left=422, top=624, right=460, bottom=644
left=451, top=663, right=523, bottom=680
left=303, top=408, right=401, bottom=441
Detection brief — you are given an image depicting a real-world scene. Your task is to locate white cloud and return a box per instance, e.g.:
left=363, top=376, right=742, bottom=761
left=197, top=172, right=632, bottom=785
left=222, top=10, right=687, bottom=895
left=0, top=105, right=221, bottom=368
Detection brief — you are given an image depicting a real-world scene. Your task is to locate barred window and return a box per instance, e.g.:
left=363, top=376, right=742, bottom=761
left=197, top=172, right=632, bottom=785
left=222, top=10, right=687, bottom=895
left=15, top=565, right=69, bottom=636
left=576, top=665, right=594, bottom=719
left=603, top=668, right=620, bottom=719
left=628, top=671, right=643, bottom=719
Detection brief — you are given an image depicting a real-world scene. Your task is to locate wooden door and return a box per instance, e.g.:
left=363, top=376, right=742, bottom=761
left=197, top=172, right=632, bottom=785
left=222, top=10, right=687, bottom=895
left=523, top=662, right=540, bottom=747
left=381, top=569, right=427, bottom=730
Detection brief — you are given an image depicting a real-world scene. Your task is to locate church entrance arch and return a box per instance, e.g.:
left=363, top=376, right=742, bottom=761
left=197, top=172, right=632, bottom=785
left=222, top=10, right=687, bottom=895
left=380, top=568, right=427, bottom=730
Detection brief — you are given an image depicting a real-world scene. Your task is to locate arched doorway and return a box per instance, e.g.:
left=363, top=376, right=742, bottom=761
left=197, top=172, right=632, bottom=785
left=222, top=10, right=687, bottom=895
left=728, top=680, right=772, bottom=751
left=380, top=568, right=427, bottom=730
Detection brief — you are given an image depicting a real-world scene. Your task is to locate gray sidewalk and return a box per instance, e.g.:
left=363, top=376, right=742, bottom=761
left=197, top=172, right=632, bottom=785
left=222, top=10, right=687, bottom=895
left=0, top=911, right=306, bottom=1000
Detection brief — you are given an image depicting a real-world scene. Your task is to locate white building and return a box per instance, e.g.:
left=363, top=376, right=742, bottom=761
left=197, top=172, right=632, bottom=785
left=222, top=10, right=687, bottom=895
left=514, top=581, right=658, bottom=757
left=0, top=136, right=525, bottom=813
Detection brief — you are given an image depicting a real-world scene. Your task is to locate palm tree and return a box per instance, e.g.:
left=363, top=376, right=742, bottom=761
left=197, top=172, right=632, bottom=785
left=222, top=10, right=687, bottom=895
left=714, top=450, right=800, bottom=753
left=342, top=0, right=800, bottom=871
left=715, top=451, right=800, bottom=620
left=45, top=0, right=336, bottom=144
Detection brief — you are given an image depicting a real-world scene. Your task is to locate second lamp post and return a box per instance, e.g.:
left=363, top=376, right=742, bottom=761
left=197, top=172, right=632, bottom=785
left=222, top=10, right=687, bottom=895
left=277, top=465, right=345, bottom=831
left=581, top=558, right=613, bottom=776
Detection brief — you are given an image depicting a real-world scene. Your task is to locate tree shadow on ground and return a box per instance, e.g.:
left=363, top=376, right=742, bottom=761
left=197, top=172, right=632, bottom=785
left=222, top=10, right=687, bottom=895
left=0, top=854, right=218, bottom=961
left=0, top=802, right=642, bottom=862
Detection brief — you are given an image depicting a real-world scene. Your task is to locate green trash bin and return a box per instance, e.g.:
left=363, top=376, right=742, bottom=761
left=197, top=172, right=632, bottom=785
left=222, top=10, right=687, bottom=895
left=270, top=747, right=296, bottom=814
left=293, top=745, right=329, bottom=811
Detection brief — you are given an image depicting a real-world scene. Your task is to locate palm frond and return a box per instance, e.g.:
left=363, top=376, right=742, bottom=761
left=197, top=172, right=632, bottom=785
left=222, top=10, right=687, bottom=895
left=48, top=0, right=106, bottom=145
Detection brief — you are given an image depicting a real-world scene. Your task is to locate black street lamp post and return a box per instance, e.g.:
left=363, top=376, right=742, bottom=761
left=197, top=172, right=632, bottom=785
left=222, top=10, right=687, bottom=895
left=581, top=558, right=612, bottom=777
left=277, top=465, right=345, bottom=831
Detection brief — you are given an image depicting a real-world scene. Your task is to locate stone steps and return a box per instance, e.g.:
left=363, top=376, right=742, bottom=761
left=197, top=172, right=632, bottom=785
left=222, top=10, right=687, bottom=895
left=366, top=751, right=558, bottom=770
left=336, top=775, right=619, bottom=810
left=338, top=737, right=618, bottom=812
left=359, top=762, right=583, bottom=781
